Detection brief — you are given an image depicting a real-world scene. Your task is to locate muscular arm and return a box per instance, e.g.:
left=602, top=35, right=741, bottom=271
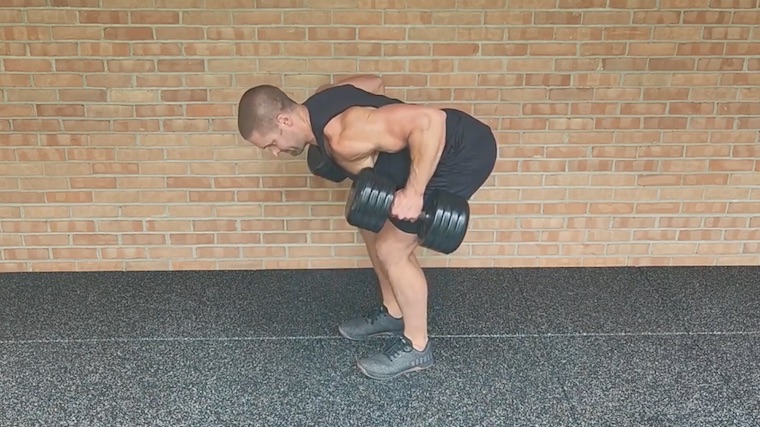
left=316, top=74, right=385, bottom=95
left=404, top=109, right=446, bottom=196
left=334, top=104, right=446, bottom=196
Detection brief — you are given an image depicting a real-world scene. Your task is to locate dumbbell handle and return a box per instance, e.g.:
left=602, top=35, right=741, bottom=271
left=396, top=211, right=430, bottom=222
left=387, top=196, right=429, bottom=223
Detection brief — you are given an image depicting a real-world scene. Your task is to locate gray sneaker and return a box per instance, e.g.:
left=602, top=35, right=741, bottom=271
left=338, top=305, right=404, bottom=341
left=356, top=335, right=434, bottom=380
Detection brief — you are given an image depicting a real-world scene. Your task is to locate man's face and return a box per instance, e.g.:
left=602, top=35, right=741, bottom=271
left=249, top=113, right=305, bottom=157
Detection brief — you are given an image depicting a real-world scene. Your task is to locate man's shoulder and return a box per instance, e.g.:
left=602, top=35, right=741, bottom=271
left=325, top=106, right=370, bottom=138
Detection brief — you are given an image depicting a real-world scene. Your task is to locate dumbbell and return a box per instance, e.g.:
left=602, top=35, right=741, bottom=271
left=307, top=144, right=347, bottom=183
left=345, top=168, right=470, bottom=255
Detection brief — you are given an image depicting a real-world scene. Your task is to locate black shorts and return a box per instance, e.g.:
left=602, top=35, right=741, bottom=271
left=389, top=110, right=497, bottom=235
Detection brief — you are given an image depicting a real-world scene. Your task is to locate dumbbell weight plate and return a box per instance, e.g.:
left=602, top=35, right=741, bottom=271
left=345, top=168, right=395, bottom=233
left=417, top=190, right=470, bottom=254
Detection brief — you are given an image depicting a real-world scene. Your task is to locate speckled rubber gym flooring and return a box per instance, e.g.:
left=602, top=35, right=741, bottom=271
left=1, top=267, right=758, bottom=426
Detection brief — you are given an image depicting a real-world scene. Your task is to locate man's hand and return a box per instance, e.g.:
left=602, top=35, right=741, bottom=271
left=391, top=188, right=424, bottom=222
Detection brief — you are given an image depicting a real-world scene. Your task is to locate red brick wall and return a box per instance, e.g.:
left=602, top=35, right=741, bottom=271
left=1, top=0, right=759, bottom=272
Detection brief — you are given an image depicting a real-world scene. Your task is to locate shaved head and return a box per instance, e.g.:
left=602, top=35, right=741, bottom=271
left=237, top=85, right=298, bottom=140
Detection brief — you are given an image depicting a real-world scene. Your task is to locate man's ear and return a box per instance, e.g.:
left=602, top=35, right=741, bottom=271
left=276, top=113, right=293, bottom=127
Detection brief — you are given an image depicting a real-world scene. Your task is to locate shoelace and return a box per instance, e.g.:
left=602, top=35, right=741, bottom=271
left=382, top=336, right=413, bottom=361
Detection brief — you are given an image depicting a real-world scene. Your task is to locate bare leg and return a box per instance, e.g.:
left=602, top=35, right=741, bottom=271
left=374, top=222, right=428, bottom=351
left=359, top=229, right=402, bottom=319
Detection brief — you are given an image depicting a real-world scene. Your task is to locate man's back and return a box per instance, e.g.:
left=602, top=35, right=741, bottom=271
left=303, top=84, right=411, bottom=180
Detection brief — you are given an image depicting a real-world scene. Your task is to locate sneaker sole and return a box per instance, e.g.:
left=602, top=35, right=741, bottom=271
left=337, top=326, right=402, bottom=341
left=356, top=361, right=434, bottom=380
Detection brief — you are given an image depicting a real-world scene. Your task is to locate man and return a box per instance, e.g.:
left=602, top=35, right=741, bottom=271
left=236, top=75, right=497, bottom=380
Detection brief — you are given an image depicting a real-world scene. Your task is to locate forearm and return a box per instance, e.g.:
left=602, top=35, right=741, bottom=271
left=316, top=74, right=384, bottom=95
left=372, top=78, right=385, bottom=95
left=405, top=115, right=445, bottom=196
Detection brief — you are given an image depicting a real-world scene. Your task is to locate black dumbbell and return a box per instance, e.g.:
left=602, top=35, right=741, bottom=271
left=345, top=168, right=470, bottom=254
left=307, top=144, right=347, bottom=183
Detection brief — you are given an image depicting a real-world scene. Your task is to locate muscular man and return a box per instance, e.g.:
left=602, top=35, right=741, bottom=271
left=237, top=75, right=497, bottom=380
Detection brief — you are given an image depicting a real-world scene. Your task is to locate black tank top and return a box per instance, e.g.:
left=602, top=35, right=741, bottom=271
left=302, top=84, right=412, bottom=189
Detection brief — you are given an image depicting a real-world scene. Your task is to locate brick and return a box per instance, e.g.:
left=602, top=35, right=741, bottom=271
left=505, top=59, right=554, bottom=71
left=0, top=104, right=36, bottom=117
left=692, top=88, right=738, bottom=101
left=642, top=88, right=689, bottom=101
left=383, top=10, right=430, bottom=24
left=668, top=103, right=715, bottom=115
left=55, top=59, right=106, bottom=73
left=104, top=27, right=154, bottom=40
left=52, top=26, right=102, bottom=40
left=603, top=27, right=650, bottom=40
left=13, top=119, right=61, bottom=132
left=704, top=27, right=750, bottom=40
left=648, top=58, right=695, bottom=71
left=580, top=42, right=627, bottom=56
left=630, top=42, right=676, bottom=56
left=596, top=117, right=641, bottom=129
left=155, top=27, right=204, bottom=40
left=697, top=58, right=745, bottom=71
left=27, top=9, right=78, bottom=24
left=633, top=11, right=681, bottom=24
left=710, top=0, right=758, bottom=7
left=79, top=43, right=131, bottom=57
left=653, top=27, right=702, bottom=40
left=4, top=59, right=52, bottom=72
left=157, top=59, right=205, bottom=72
left=530, top=44, right=577, bottom=56
left=160, top=89, right=207, bottom=103
left=725, top=43, right=760, bottom=55
left=508, top=0, right=555, bottom=7
left=690, top=118, right=735, bottom=130
left=133, top=43, right=182, bottom=56
left=584, top=11, right=632, bottom=25
left=2, top=26, right=50, bottom=40
left=79, top=11, right=128, bottom=24
left=556, top=28, right=603, bottom=41
left=536, top=11, right=582, bottom=25
left=0, top=41, right=25, bottom=55
left=677, top=43, right=726, bottom=56
left=59, top=89, right=108, bottom=103
left=573, top=102, right=619, bottom=115
left=709, top=159, right=755, bottom=171
left=70, top=177, right=117, bottom=189
left=507, top=28, right=554, bottom=41
left=558, top=0, right=607, bottom=6
left=522, top=103, right=569, bottom=115
left=130, top=11, right=179, bottom=24
left=597, top=88, right=641, bottom=101
left=107, top=60, right=155, bottom=73
left=207, top=27, right=256, bottom=40
left=432, top=43, right=479, bottom=56
left=101, top=0, right=150, bottom=6
left=643, top=117, right=688, bottom=129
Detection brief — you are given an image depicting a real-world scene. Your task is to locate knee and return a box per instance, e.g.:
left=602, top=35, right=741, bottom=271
left=374, top=235, right=415, bottom=267
left=359, top=229, right=377, bottom=247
